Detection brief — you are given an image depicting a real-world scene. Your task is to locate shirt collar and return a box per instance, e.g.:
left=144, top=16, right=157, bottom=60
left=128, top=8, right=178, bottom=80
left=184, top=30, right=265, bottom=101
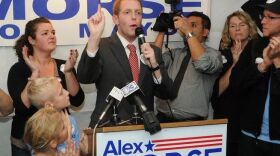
left=116, top=31, right=138, bottom=48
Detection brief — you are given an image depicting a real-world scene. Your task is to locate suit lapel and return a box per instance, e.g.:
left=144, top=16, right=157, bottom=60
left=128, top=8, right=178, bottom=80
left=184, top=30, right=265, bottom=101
left=109, top=33, right=133, bottom=81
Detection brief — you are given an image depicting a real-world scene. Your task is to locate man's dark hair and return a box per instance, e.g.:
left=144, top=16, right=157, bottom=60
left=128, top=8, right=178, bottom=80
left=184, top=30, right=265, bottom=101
left=186, top=11, right=211, bottom=30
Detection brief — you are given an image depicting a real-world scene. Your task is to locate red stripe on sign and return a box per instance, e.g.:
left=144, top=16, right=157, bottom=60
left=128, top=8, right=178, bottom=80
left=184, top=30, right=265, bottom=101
left=152, top=134, right=223, bottom=143
left=154, top=143, right=223, bottom=151
left=152, top=134, right=223, bottom=152
left=156, top=139, right=223, bottom=147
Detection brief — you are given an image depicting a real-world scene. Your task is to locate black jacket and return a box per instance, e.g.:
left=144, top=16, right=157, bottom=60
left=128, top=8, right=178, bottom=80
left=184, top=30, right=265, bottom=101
left=230, top=38, right=280, bottom=140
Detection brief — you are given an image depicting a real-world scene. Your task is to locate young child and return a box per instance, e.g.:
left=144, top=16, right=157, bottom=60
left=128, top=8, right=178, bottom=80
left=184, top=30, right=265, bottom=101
left=24, top=107, right=78, bottom=156
left=27, top=77, right=87, bottom=155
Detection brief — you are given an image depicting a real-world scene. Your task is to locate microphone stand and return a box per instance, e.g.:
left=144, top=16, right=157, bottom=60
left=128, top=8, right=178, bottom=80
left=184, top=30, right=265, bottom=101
left=111, top=103, right=120, bottom=125
left=131, top=105, right=142, bottom=124
left=99, top=103, right=123, bottom=127
left=97, top=98, right=122, bottom=127
left=103, top=102, right=136, bottom=126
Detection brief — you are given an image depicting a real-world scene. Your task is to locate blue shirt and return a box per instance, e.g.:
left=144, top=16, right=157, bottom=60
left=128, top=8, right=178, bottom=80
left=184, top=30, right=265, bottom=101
left=243, top=75, right=280, bottom=144
left=57, top=115, right=80, bottom=153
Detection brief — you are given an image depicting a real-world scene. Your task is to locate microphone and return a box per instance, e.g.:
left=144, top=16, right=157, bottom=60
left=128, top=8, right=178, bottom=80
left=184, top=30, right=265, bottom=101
left=97, top=87, right=124, bottom=126
left=91, top=86, right=123, bottom=154
left=135, top=27, right=146, bottom=46
left=121, top=81, right=161, bottom=135
left=121, top=81, right=147, bottom=112
left=135, top=27, right=156, bottom=67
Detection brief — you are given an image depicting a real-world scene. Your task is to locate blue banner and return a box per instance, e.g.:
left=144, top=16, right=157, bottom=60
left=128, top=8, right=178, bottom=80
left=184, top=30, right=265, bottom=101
left=0, top=0, right=210, bottom=46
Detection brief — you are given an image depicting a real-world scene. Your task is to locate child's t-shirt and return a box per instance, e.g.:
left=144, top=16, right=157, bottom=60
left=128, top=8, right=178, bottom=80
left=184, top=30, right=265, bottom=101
left=57, top=115, right=80, bottom=153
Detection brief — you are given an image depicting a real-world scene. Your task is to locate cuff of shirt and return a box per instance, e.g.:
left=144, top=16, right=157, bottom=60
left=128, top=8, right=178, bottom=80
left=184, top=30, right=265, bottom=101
left=153, top=75, right=162, bottom=84
left=86, top=49, right=98, bottom=58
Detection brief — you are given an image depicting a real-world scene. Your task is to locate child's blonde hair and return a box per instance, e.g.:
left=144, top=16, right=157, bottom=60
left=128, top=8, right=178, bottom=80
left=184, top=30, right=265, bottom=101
left=27, top=77, right=59, bottom=108
left=24, top=107, right=64, bottom=153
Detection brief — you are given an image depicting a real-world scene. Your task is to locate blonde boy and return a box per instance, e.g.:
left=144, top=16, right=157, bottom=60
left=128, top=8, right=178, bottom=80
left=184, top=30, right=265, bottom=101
left=24, top=107, right=72, bottom=155
left=27, top=77, right=87, bottom=154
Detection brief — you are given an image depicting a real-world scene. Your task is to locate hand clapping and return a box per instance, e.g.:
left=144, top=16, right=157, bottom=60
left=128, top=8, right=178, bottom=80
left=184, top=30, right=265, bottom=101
left=22, top=46, right=40, bottom=78
left=64, top=49, right=79, bottom=73
left=231, top=39, right=242, bottom=64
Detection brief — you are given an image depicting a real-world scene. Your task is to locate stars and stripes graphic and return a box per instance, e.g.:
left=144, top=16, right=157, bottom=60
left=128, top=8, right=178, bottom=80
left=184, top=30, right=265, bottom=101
left=152, top=134, right=223, bottom=152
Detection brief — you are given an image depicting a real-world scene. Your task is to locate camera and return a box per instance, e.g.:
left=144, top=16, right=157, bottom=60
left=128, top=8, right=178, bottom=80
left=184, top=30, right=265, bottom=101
left=152, top=0, right=182, bottom=32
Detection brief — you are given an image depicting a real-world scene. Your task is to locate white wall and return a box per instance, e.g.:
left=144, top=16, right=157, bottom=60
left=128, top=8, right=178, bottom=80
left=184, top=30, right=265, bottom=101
left=207, top=0, right=248, bottom=49
left=0, top=0, right=247, bottom=155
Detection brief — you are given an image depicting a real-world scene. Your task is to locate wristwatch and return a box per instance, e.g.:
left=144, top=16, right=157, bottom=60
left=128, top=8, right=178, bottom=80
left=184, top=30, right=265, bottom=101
left=185, top=32, right=195, bottom=40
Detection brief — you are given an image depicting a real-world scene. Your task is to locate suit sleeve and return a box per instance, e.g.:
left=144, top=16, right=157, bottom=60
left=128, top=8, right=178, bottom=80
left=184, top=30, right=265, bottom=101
left=77, top=44, right=103, bottom=84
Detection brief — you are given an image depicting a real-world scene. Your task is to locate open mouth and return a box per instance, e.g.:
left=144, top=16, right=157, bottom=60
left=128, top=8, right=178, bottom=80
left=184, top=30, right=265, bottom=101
left=130, top=24, right=138, bottom=29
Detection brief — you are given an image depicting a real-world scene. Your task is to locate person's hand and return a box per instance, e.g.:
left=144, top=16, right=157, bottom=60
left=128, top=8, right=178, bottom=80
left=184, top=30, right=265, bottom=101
left=269, top=37, right=280, bottom=68
left=141, top=43, right=158, bottom=68
left=58, top=140, right=80, bottom=156
left=173, top=16, right=192, bottom=35
left=261, top=37, right=280, bottom=68
left=88, top=4, right=105, bottom=40
left=64, top=49, right=79, bottom=73
left=268, top=37, right=280, bottom=59
left=22, top=46, right=39, bottom=78
left=259, top=42, right=274, bottom=72
left=273, top=56, right=280, bottom=68
left=79, top=128, right=90, bottom=156
left=231, top=39, right=242, bottom=64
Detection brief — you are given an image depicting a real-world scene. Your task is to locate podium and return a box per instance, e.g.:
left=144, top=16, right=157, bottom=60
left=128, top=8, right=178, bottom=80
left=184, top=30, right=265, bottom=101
left=85, top=119, right=227, bottom=156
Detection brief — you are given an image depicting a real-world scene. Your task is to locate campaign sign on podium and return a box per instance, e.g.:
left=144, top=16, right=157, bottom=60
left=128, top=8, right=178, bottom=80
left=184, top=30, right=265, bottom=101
left=95, top=119, right=227, bottom=156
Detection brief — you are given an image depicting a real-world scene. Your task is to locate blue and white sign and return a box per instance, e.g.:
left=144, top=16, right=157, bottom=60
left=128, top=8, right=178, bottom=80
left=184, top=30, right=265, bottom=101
left=96, top=122, right=226, bottom=156
left=0, top=0, right=211, bottom=46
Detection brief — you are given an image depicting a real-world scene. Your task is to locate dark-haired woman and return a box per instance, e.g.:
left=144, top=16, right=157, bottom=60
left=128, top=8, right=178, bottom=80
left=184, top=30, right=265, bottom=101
left=7, top=17, right=84, bottom=156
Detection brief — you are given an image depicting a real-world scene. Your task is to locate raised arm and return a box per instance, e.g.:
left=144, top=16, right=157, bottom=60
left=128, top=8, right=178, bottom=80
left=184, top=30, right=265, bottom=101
left=20, top=46, right=40, bottom=108
left=141, top=43, right=162, bottom=79
left=87, top=4, right=105, bottom=53
left=258, top=37, right=280, bottom=72
left=77, top=5, right=105, bottom=84
left=154, top=32, right=165, bottom=49
left=219, top=40, right=243, bottom=95
left=174, top=16, right=206, bottom=61
left=64, top=49, right=80, bottom=96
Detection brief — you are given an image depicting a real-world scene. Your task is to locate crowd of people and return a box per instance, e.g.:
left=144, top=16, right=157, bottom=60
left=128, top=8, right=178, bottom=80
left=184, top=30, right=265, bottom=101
left=0, top=0, right=280, bottom=156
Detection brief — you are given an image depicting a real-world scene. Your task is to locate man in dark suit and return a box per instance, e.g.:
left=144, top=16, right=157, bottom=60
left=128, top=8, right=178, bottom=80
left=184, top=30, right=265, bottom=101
left=77, top=0, right=171, bottom=128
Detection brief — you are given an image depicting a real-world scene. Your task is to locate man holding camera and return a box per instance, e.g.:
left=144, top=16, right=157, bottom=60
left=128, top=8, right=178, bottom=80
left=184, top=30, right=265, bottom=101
left=154, top=12, right=222, bottom=122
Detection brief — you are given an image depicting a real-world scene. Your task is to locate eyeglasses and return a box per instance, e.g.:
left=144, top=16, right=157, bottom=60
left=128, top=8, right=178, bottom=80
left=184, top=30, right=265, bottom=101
left=259, top=14, right=280, bottom=21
